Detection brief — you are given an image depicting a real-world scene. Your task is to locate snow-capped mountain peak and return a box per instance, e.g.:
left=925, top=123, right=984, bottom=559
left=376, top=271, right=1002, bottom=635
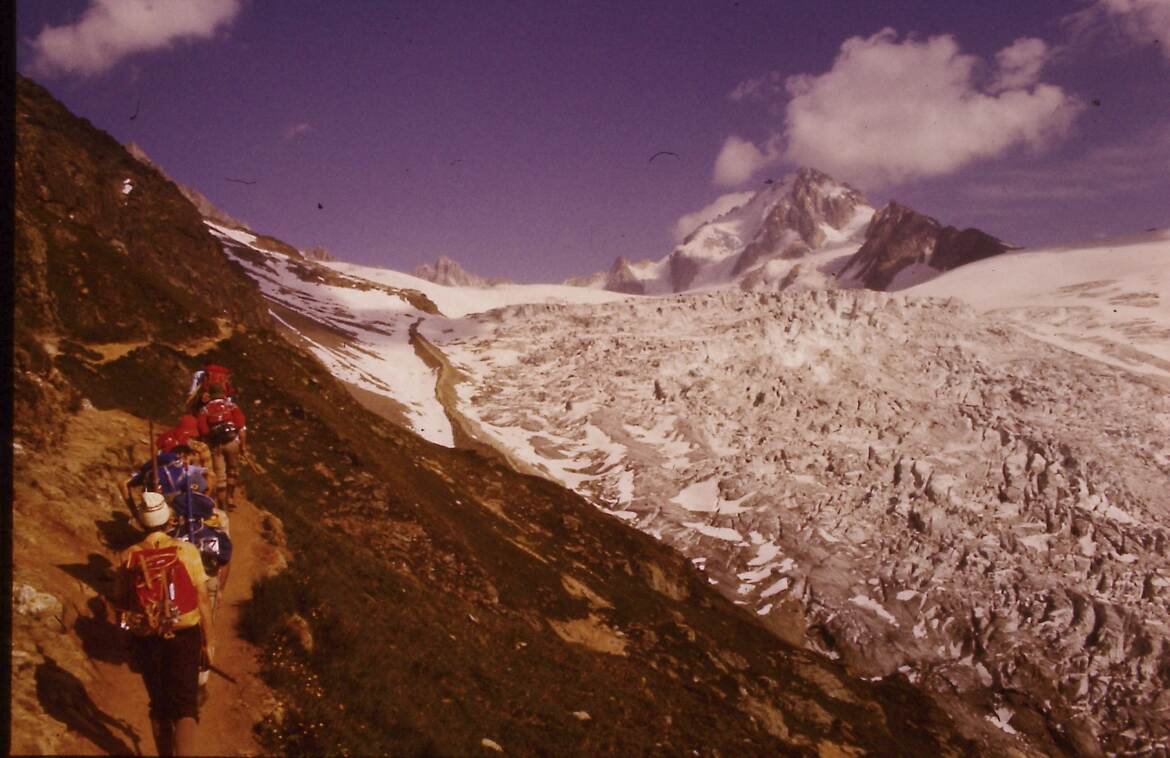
left=576, top=167, right=875, bottom=295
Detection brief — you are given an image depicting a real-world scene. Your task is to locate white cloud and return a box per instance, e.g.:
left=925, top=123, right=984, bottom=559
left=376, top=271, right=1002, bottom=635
left=781, top=29, right=1082, bottom=185
left=1080, top=0, right=1170, bottom=61
left=28, top=0, right=244, bottom=77
left=673, top=191, right=756, bottom=242
left=729, top=71, right=785, bottom=103
left=713, top=135, right=781, bottom=186
left=991, top=37, right=1052, bottom=92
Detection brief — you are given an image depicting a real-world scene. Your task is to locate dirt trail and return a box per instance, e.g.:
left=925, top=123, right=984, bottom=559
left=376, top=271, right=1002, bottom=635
left=11, top=407, right=282, bottom=756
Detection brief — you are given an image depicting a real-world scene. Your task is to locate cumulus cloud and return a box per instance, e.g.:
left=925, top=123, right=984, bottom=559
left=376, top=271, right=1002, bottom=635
left=1068, top=0, right=1170, bottom=61
left=780, top=29, right=1082, bottom=185
left=991, top=37, right=1052, bottom=92
left=713, top=135, right=781, bottom=186
left=673, top=191, right=756, bottom=242
left=27, top=0, right=243, bottom=77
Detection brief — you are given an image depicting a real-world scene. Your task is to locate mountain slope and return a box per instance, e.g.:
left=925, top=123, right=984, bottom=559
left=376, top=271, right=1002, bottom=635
left=906, top=232, right=1170, bottom=379
left=839, top=202, right=1011, bottom=290
left=13, top=74, right=975, bottom=756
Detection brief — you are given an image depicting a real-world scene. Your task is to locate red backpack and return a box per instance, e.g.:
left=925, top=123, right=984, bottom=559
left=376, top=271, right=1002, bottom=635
left=202, top=364, right=234, bottom=398
left=202, top=399, right=240, bottom=445
left=156, top=429, right=182, bottom=453
left=120, top=545, right=200, bottom=637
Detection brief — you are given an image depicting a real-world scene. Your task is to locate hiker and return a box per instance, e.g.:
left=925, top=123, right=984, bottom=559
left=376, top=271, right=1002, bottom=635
left=123, top=450, right=191, bottom=516
left=157, top=414, right=212, bottom=471
left=167, top=491, right=233, bottom=616
left=197, top=388, right=247, bottom=509
left=167, top=467, right=230, bottom=534
left=170, top=444, right=215, bottom=499
left=113, top=492, right=214, bottom=756
left=185, top=363, right=235, bottom=413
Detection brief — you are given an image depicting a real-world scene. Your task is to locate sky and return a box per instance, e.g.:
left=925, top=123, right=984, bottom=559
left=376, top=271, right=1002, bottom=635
left=16, top=0, right=1170, bottom=283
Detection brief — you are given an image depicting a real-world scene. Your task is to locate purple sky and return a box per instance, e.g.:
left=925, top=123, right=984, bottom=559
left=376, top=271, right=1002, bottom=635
left=17, top=1, right=1170, bottom=282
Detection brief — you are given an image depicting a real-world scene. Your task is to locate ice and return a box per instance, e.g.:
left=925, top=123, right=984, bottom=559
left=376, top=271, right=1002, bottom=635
left=849, top=595, right=899, bottom=627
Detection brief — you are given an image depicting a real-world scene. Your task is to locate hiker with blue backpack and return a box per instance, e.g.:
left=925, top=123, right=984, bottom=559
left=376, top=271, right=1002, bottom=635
left=122, top=449, right=191, bottom=517
left=113, top=491, right=214, bottom=756
left=167, top=472, right=233, bottom=618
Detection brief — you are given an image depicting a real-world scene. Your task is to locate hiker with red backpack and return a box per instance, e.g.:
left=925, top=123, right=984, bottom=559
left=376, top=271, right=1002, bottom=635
left=185, top=363, right=235, bottom=413
left=197, top=388, right=247, bottom=509
left=157, top=414, right=212, bottom=471
left=113, top=492, right=214, bottom=756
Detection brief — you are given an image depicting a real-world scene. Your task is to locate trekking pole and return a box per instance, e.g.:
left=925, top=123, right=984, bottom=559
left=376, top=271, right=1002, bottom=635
left=185, top=459, right=196, bottom=544
left=207, top=662, right=238, bottom=684
left=149, top=420, right=159, bottom=494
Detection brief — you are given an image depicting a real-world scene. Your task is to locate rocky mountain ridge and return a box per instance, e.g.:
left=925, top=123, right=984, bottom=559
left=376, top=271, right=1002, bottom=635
left=841, top=201, right=1012, bottom=290
left=572, top=167, right=1009, bottom=295
left=125, top=141, right=251, bottom=233
left=411, top=255, right=512, bottom=287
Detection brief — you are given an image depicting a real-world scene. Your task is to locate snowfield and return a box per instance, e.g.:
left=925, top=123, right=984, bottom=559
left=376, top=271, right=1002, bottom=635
left=222, top=219, right=1170, bottom=753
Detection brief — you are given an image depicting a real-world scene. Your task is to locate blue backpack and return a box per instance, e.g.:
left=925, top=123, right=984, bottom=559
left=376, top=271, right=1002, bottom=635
left=172, top=491, right=217, bottom=521
left=132, top=453, right=189, bottom=498
left=168, top=518, right=232, bottom=572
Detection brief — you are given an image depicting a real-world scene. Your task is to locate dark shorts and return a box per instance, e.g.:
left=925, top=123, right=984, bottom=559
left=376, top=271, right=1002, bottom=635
left=130, top=625, right=203, bottom=721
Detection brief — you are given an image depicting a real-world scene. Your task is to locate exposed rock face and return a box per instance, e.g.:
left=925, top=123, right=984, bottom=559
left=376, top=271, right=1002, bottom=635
left=412, top=256, right=511, bottom=287
left=570, top=167, right=873, bottom=295
left=604, top=256, right=645, bottom=294
left=304, top=246, right=337, bottom=262
left=733, top=167, right=869, bottom=275
left=843, top=202, right=1009, bottom=290
left=125, top=141, right=250, bottom=231
left=431, top=288, right=1170, bottom=756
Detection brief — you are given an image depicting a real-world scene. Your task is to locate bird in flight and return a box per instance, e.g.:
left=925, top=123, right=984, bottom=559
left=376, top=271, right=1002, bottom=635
left=225, top=178, right=257, bottom=185
left=648, top=151, right=680, bottom=163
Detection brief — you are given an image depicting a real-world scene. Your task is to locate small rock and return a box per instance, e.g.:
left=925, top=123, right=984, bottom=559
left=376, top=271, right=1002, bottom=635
left=573, top=710, right=592, bottom=721
left=284, top=613, right=314, bottom=653
left=14, top=584, right=63, bottom=618
left=481, top=737, right=504, bottom=752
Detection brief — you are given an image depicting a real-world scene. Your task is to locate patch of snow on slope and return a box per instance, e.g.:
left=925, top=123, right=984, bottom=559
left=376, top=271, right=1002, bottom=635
left=323, top=259, right=628, bottom=318
left=209, top=222, right=453, bottom=445
left=908, top=231, right=1170, bottom=380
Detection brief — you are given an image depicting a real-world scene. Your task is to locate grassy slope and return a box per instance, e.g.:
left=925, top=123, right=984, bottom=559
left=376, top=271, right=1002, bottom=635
left=14, top=75, right=976, bottom=756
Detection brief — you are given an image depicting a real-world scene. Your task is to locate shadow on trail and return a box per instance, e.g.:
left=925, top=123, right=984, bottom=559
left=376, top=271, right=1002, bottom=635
left=58, top=553, right=132, bottom=666
left=35, top=656, right=143, bottom=756
left=96, top=509, right=141, bottom=552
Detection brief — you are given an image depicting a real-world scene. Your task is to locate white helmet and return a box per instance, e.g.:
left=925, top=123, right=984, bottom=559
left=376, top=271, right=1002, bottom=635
left=140, top=491, right=171, bottom=528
